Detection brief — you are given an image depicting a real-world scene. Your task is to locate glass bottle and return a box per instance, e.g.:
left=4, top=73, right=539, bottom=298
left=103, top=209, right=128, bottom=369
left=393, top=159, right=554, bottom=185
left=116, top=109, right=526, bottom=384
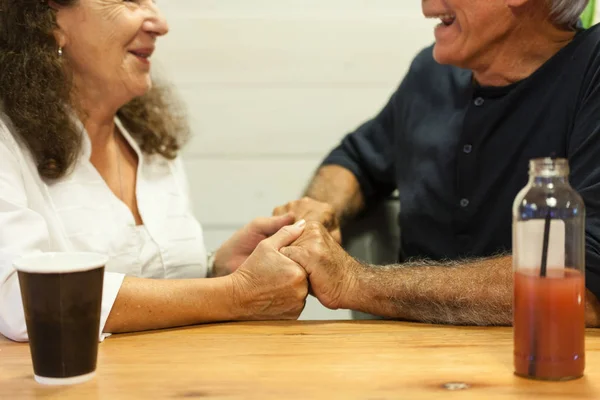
left=512, top=158, right=585, bottom=381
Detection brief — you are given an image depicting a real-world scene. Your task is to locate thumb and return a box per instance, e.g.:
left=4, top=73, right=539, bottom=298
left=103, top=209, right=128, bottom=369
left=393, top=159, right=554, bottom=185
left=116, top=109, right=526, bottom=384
left=252, top=213, right=296, bottom=236
left=280, top=246, right=311, bottom=270
left=263, top=220, right=306, bottom=250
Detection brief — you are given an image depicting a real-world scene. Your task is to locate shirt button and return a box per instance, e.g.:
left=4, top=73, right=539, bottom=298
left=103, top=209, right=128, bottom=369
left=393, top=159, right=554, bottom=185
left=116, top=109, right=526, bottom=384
left=460, top=198, right=470, bottom=208
left=463, top=144, right=472, bottom=154
left=474, top=97, right=485, bottom=106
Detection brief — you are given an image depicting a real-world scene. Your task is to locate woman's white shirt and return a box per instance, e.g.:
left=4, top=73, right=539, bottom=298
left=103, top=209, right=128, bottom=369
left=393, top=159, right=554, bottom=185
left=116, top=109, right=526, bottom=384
left=0, top=113, right=207, bottom=342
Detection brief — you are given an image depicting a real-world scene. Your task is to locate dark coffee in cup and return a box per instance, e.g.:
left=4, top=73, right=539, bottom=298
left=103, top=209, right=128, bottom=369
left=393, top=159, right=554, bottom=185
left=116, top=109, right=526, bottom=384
left=14, top=253, right=107, bottom=385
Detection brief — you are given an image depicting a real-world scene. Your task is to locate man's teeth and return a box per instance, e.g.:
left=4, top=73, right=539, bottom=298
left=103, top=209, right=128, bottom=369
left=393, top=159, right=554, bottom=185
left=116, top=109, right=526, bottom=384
left=427, top=14, right=456, bottom=20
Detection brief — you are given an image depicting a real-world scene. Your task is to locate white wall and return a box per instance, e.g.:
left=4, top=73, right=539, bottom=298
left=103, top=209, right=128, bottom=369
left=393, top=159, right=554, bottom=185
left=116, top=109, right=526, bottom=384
left=154, top=1, right=436, bottom=319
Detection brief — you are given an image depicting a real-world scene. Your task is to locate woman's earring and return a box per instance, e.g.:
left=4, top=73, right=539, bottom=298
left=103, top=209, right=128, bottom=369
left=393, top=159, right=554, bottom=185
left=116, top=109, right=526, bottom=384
left=58, top=47, right=63, bottom=57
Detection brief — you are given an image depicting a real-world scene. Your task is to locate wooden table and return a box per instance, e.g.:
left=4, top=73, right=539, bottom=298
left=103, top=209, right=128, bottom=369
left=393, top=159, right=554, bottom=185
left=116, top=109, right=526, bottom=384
left=2, top=321, right=600, bottom=399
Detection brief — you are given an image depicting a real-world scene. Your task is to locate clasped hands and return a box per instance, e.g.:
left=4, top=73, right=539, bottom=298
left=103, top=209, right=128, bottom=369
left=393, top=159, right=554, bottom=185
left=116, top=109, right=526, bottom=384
left=213, top=197, right=360, bottom=320
left=275, top=197, right=360, bottom=310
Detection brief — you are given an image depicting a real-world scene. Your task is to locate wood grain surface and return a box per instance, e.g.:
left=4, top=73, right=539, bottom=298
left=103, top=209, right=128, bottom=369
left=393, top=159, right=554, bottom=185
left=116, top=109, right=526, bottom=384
left=1, top=321, right=600, bottom=399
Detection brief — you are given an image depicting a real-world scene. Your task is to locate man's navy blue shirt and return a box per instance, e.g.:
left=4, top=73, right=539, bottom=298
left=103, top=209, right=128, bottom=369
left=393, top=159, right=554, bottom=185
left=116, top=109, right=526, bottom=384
left=323, top=25, right=600, bottom=297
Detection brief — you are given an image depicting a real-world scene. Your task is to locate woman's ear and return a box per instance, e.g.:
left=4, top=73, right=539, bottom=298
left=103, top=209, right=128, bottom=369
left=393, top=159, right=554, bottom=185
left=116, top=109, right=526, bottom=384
left=50, top=2, right=69, bottom=49
left=53, top=28, right=67, bottom=49
left=47, top=1, right=61, bottom=10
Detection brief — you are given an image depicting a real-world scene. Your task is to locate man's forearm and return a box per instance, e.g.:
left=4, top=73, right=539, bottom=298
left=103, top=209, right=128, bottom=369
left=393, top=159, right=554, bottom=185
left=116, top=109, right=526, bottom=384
left=304, top=165, right=365, bottom=225
left=347, top=255, right=513, bottom=326
left=346, top=255, right=600, bottom=327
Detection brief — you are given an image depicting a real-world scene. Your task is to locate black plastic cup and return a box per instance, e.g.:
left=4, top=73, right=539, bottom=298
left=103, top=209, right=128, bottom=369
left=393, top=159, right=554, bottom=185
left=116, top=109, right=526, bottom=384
left=14, top=252, right=107, bottom=385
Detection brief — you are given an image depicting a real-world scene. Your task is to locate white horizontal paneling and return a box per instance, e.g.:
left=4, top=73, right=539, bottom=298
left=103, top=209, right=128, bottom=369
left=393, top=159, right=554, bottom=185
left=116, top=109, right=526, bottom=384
left=154, top=17, right=435, bottom=85
left=158, top=0, right=425, bottom=19
left=185, top=158, right=321, bottom=227
left=179, top=85, right=393, bottom=156
left=160, top=1, right=431, bottom=320
left=202, top=228, right=237, bottom=252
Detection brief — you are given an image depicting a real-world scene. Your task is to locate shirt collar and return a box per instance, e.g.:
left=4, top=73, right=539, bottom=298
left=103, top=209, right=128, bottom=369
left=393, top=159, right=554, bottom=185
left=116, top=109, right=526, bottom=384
left=76, top=115, right=143, bottom=163
left=114, top=116, right=143, bottom=161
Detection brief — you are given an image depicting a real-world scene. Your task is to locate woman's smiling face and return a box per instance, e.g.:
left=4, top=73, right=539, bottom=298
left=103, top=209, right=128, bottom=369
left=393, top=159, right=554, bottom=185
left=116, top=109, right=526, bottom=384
left=55, top=0, right=169, bottom=102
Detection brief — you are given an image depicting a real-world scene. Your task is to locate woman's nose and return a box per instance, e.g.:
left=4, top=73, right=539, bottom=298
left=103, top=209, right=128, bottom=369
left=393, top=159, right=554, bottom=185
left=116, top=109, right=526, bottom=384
left=143, top=4, right=169, bottom=37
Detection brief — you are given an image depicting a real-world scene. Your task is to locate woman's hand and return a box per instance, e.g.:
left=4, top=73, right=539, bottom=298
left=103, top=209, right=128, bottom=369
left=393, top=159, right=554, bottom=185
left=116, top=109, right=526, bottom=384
left=212, top=214, right=295, bottom=277
left=229, top=220, right=309, bottom=320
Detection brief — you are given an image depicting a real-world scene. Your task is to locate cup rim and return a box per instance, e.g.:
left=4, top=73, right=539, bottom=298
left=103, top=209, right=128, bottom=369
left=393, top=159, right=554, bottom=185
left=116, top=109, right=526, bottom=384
left=14, top=252, right=108, bottom=274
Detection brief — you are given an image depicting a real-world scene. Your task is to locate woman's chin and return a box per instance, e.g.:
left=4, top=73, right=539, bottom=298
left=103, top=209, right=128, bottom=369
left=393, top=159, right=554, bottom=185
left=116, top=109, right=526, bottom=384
left=130, top=79, right=153, bottom=98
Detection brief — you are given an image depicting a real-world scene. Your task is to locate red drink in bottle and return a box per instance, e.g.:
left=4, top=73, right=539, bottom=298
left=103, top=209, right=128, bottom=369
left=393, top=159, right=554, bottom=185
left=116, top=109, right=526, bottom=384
left=513, top=269, right=585, bottom=380
left=513, top=158, right=586, bottom=381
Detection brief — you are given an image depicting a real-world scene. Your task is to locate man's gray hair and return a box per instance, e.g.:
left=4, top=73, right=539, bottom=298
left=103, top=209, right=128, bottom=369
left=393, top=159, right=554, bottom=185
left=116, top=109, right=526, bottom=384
left=548, top=0, right=590, bottom=26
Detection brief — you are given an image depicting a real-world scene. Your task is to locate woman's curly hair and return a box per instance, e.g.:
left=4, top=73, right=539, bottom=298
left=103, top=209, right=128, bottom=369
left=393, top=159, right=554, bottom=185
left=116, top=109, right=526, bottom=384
left=0, top=0, right=189, bottom=179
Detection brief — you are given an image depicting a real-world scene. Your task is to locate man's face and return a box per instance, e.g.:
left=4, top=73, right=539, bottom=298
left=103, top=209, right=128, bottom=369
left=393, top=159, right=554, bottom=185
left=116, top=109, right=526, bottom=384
left=422, top=0, right=514, bottom=68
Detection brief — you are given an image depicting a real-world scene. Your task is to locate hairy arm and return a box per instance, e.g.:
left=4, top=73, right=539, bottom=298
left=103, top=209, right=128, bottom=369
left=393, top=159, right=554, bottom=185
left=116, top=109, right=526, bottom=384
left=348, top=255, right=600, bottom=327
left=304, top=165, right=365, bottom=226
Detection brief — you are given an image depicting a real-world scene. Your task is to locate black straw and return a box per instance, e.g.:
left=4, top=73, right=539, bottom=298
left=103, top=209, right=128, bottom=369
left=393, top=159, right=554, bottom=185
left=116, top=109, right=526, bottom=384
left=540, top=209, right=552, bottom=278
left=528, top=206, right=553, bottom=377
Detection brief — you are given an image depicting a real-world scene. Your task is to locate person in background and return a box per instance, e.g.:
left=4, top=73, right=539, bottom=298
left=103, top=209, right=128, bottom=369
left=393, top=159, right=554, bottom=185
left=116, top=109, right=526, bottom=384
left=275, top=0, right=600, bottom=326
left=0, top=0, right=309, bottom=342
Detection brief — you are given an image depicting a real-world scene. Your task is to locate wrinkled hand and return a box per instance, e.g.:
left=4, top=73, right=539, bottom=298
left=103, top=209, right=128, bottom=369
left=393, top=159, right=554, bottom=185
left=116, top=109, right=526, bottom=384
left=212, top=214, right=296, bottom=277
left=280, top=222, right=361, bottom=310
left=230, top=220, right=309, bottom=320
left=273, top=197, right=341, bottom=243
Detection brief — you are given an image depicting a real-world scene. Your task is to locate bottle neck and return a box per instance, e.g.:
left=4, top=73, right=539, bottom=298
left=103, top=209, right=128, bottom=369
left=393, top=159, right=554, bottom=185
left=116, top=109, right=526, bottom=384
left=529, top=175, right=569, bottom=187
left=528, top=158, right=569, bottom=185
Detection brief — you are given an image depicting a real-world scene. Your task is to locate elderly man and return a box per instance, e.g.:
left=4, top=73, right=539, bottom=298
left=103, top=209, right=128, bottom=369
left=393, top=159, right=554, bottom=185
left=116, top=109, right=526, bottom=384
left=274, top=0, right=600, bottom=326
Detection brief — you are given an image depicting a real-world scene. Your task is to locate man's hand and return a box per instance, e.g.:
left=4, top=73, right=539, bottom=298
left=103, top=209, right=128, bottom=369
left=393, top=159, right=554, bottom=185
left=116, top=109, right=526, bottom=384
left=212, top=214, right=295, bottom=277
left=273, top=197, right=342, bottom=243
left=280, top=222, right=361, bottom=310
left=230, top=220, right=309, bottom=320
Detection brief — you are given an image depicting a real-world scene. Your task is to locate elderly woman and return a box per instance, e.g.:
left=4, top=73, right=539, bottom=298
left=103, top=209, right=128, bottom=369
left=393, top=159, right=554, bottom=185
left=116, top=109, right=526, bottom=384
left=0, top=0, right=308, bottom=342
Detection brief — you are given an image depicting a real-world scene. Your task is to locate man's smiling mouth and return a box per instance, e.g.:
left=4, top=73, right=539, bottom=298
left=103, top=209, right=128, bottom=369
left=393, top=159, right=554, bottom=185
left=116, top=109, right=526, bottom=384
left=426, top=13, right=457, bottom=27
